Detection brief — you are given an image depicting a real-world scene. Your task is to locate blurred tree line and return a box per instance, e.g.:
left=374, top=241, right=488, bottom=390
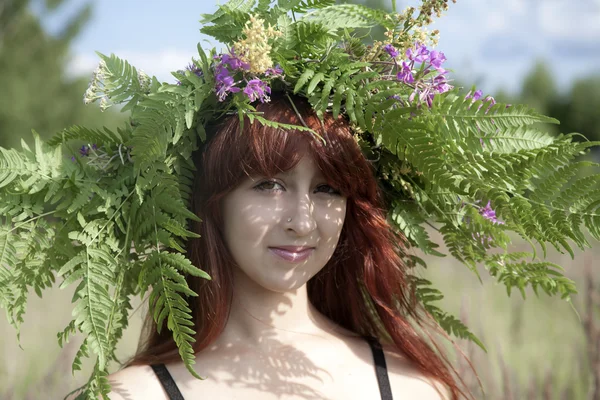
left=0, top=0, right=126, bottom=151
left=497, top=61, right=600, bottom=146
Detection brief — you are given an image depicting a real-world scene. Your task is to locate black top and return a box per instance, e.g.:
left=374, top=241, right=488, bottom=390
left=151, top=337, right=393, bottom=400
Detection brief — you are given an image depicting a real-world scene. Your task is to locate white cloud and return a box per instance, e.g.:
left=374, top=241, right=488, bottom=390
left=538, top=2, right=600, bottom=40
left=66, top=52, right=101, bottom=78
left=67, top=48, right=197, bottom=83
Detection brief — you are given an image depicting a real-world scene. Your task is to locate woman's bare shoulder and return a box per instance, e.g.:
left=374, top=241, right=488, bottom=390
left=381, top=344, right=452, bottom=400
left=104, top=364, right=169, bottom=400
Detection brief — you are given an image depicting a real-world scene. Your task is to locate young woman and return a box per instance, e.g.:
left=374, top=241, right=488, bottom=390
left=104, top=93, right=464, bottom=400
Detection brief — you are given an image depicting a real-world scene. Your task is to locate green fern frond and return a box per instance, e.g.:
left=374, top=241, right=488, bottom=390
left=553, top=174, right=600, bottom=210
left=199, top=0, right=251, bottom=23
left=142, top=250, right=205, bottom=380
left=57, top=245, right=117, bottom=371
left=0, top=147, right=27, bottom=189
left=0, top=131, right=65, bottom=195
left=47, top=125, right=128, bottom=148
left=477, top=126, right=556, bottom=153
left=390, top=201, right=445, bottom=256
left=249, top=113, right=324, bottom=143
left=128, top=113, right=174, bottom=170
left=72, top=338, right=89, bottom=373
left=485, top=253, right=577, bottom=299
left=286, top=0, right=336, bottom=13
left=306, top=72, right=325, bottom=95
left=200, top=23, right=245, bottom=44
left=198, top=2, right=253, bottom=43
left=97, top=52, right=146, bottom=107
left=294, top=68, right=315, bottom=94
left=531, top=161, right=596, bottom=204
left=379, top=112, right=453, bottom=184
left=293, top=20, right=335, bottom=53
left=426, top=92, right=559, bottom=143
left=303, top=4, right=394, bottom=30
left=409, top=275, right=485, bottom=351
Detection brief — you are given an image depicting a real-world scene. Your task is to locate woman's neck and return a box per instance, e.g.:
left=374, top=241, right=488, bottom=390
left=213, top=266, right=349, bottom=350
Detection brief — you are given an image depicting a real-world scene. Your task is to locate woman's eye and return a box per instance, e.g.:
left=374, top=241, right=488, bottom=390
left=253, top=180, right=341, bottom=196
left=253, top=180, right=283, bottom=192
left=317, top=184, right=342, bottom=196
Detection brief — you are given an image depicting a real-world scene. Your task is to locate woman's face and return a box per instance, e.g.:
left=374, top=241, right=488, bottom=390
left=221, top=147, right=347, bottom=292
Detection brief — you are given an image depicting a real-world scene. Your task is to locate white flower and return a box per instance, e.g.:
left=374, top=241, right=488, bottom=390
left=100, top=96, right=111, bottom=112
left=138, top=69, right=151, bottom=92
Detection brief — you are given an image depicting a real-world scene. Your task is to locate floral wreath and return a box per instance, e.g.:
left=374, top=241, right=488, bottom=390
left=1, top=0, right=599, bottom=398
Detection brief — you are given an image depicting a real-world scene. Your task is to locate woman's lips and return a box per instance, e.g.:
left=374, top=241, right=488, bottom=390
left=268, top=247, right=314, bottom=262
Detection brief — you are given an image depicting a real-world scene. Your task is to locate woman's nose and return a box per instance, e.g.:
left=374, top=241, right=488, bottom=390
left=284, top=193, right=317, bottom=235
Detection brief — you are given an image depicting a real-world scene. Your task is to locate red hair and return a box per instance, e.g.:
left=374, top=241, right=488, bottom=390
left=126, top=93, right=465, bottom=399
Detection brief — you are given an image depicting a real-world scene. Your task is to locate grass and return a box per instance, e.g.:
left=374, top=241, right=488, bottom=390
left=421, top=235, right=597, bottom=399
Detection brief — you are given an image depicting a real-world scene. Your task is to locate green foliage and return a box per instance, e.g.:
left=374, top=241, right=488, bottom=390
left=0, top=89, right=212, bottom=396
left=409, top=275, right=486, bottom=351
left=1, top=0, right=600, bottom=398
left=302, top=4, right=395, bottom=30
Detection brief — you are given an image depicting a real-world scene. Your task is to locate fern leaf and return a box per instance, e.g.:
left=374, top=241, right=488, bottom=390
left=294, top=68, right=315, bottom=94
left=143, top=251, right=204, bottom=380
left=409, top=275, right=485, bottom=351
left=390, top=201, right=445, bottom=256
left=286, top=0, right=335, bottom=13
left=485, top=253, right=577, bottom=300
left=47, top=125, right=127, bottom=148
left=0, top=147, right=26, bottom=189
left=96, top=52, right=146, bottom=107
left=303, top=4, right=393, bottom=30
left=306, top=72, right=325, bottom=95
left=332, top=83, right=345, bottom=119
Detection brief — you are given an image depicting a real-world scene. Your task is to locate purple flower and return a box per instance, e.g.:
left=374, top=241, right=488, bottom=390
left=398, top=42, right=453, bottom=108
left=418, top=89, right=436, bottom=108
left=483, top=96, right=496, bottom=106
left=471, top=90, right=483, bottom=101
left=186, top=62, right=203, bottom=77
left=466, top=90, right=496, bottom=117
left=386, top=94, right=404, bottom=109
left=396, top=62, right=414, bottom=84
left=215, top=64, right=230, bottom=81
left=464, top=91, right=496, bottom=146
left=406, top=43, right=430, bottom=63
left=214, top=64, right=242, bottom=102
left=216, top=75, right=240, bottom=102
left=479, top=201, right=504, bottom=224
left=476, top=95, right=496, bottom=115
left=428, top=50, right=447, bottom=70
left=221, top=52, right=250, bottom=71
left=216, top=46, right=250, bottom=71
left=265, top=64, right=284, bottom=77
left=79, top=145, right=90, bottom=157
left=383, top=44, right=399, bottom=59
left=472, top=231, right=494, bottom=246
left=433, top=74, right=452, bottom=94
left=243, top=79, right=271, bottom=103
left=71, top=156, right=76, bottom=162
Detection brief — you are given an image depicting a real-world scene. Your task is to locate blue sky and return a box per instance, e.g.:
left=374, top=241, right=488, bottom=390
left=42, top=0, right=600, bottom=96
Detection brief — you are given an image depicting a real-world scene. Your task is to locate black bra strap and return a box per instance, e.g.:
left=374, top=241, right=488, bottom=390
left=366, top=337, right=394, bottom=400
left=151, top=364, right=185, bottom=400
